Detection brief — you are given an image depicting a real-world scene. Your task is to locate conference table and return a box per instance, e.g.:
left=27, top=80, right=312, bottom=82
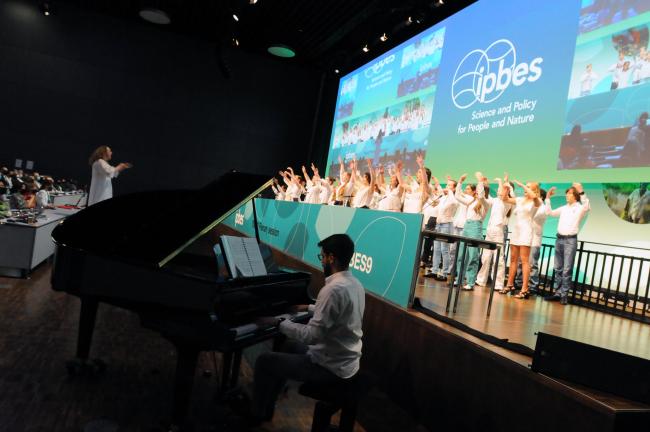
left=51, top=192, right=86, bottom=207
left=0, top=208, right=78, bottom=278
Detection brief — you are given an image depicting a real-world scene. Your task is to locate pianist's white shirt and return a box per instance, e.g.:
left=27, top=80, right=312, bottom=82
left=88, top=159, right=118, bottom=206
left=279, top=270, right=365, bottom=379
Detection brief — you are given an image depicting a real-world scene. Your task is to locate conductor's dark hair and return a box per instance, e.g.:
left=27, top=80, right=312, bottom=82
left=318, top=234, right=355, bottom=269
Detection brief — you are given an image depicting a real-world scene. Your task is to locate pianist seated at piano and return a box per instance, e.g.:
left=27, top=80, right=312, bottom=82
left=235, top=233, right=366, bottom=428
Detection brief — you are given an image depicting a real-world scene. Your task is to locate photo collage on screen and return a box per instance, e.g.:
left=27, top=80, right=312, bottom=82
left=327, top=27, right=446, bottom=178
left=603, top=182, right=650, bottom=223
left=560, top=0, right=650, bottom=171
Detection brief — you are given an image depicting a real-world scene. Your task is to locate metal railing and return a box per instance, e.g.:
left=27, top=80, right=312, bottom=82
left=500, top=237, right=650, bottom=323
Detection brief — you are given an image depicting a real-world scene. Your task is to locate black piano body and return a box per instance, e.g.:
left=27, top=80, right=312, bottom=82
left=50, top=172, right=312, bottom=427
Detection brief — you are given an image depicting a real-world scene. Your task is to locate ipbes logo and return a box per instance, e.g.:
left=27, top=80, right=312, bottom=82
left=364, top=54, right=396, bottom=78
left=234, top=211, right=244, bottom=226
left=451, top=39, right=543, bottom=109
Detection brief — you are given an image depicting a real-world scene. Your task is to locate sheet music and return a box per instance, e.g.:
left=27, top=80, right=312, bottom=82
left=220, top=235, right=267, bottom=278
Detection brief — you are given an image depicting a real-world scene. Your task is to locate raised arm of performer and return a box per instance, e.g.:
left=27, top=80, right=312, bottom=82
left=543, top=182, right=590, bottom=304
left=417, top=154, right=431, bottom=208
left=351, top=158, right=374, bottom=208
left=476, top=174, right=512, bottom=291
left=453, top=173, right=489, bottom=290
left=503, top=177, right=541, bottom=298
left=87, top=146, right=132, bottom=206
left=301, top=165, right=312, bottom=186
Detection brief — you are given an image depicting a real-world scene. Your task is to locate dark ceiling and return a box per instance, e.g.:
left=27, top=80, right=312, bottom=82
left=55, top=0, right=476, bottom=73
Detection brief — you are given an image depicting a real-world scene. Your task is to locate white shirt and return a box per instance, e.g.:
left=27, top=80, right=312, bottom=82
left=455, top=182, right=488, bottom=222
left=485, top=195, right=512, bottom=229
left=285, top=183, right=302, bottom=201
left=377, top=186, right=402, bottom=212
left=304, top=180, right=322, bottom=204
left=319, top=180, right=333, bottom=204
left=279, top=270, right=365, bottom=379
left=421, top=196, right=439, bottom=229
left=352, top=185, right=373, bottom=208
left=36, top=190, right=50, bottom=208
left=403, top=185, right=424, bottom=214
left=531, top=203, right=548, bottom=247
left=545, top=195, right=590, bottom=236
left=580, top=70, right=598, bottom=93
left=88, top=159, right=118, bottom=206
left=453, top=198, right=468, bottom=229
left=436, top=190, right=458, bottom=224
left=271, top=185, right=285, bottom=201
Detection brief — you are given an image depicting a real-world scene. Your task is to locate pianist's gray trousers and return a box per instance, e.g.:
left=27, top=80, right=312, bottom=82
left=253, top=339, right=340, bottom=420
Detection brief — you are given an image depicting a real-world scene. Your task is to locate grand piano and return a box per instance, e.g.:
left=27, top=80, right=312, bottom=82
left=50, top=171, right=312, bottom=427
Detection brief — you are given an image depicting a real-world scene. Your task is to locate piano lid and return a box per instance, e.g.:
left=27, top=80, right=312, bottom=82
left=52, top=171, right=272, bottom=268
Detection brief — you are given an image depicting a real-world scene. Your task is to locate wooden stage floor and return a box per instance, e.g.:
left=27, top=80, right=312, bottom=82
left=3, top=262, right=650, bottom=431
left=413, top=271, right=650, bottom=361
left=0, top=264, right=428, bottom=432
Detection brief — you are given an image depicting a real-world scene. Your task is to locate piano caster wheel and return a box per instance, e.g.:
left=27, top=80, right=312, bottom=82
left=66, top=358, right=107, bottom=377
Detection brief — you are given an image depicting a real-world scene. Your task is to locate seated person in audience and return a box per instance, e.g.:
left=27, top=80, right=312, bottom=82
left=237, top=234, right=365, bottom=427
left=22, top=183, right=38, bottom=209
left=0, top=180, right=8, bottom=204
left=10, top=171, right=23, bottom=187
left=36, top=181, right=55, bottom=209
left=9, top=184, right=27, bottom=209
left=31, top=173, right=42, bottom=189
left=52, top=179, right=64, bottom=192
left=0, top=167, right=11, bottom=188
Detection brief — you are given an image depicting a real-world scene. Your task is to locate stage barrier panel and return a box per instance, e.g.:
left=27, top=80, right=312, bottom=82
left=224, top=199, right=423, bottom=308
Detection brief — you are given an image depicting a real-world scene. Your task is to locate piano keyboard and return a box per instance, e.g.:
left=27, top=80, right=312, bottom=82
left=233, top=311, right=311, bottom=339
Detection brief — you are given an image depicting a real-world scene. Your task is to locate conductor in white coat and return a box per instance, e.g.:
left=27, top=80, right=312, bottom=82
left=87, top=146, right=131, bottom=206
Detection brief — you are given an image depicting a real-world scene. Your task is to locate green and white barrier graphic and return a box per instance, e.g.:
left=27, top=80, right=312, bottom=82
left=225, top=199, right=423, bottom=308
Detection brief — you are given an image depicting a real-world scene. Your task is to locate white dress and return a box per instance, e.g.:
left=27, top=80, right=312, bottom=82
left=510, top=197, right=537, bottom=246
left=88, top=159, right=118, bottom=206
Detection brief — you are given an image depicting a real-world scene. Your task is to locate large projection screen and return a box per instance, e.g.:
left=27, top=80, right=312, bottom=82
left=324, top=0, right=650, bottom=183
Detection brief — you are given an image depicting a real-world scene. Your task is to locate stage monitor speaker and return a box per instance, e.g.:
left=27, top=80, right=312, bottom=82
left=531, top=332, right=650, bottom=404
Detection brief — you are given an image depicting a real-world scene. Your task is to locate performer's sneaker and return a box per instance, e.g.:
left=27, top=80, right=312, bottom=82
left=461, top=284, right=474, bottom=291
left=544, top=294, right=562, bottom=302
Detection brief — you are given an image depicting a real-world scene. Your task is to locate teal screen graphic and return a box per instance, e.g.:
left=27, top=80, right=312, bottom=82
left=225, top=199, right=423, bottom=308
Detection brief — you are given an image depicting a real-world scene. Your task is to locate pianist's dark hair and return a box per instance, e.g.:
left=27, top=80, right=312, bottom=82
left=318, top=234, right=354, bottom=269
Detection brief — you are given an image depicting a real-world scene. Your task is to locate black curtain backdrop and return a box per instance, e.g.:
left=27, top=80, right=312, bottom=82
left=0, top=0, right=330, bottom=195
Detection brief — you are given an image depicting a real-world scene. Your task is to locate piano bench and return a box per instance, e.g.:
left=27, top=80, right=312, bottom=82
left=298, top=370, right=375, bottom=432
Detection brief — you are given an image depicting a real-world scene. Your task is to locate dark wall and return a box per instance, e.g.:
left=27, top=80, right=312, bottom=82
left=0, top=0, right=323, bottom=194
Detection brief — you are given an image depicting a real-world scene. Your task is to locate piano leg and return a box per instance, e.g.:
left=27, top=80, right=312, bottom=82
left=66, top=298, right=107, bottom=377
left=171, top=344, right=200, bottom=428
left=76, top=298, right=98, bottom=359
left=229, top=350, right=242, bottom=390
left=221, top=352, right=233, bottom=395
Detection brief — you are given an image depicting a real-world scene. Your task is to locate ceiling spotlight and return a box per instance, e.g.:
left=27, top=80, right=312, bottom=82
left=334, top=69, right=340, bottom=74
left=249, top=0, right=258, bottom=3
left=232, top=13, right=239, bottom=22
left=232, top=38, right=240, bottom=47
left=139, top=8, right=171, bottom=25
left=41, top=2, right=51, bottom=16
left=406, top=16, right=413, bottom=25
left=434, top=0, right=445, bottom=6
left=362, top=44, right=369, bottom=53
left=380, top=33, right=388, bottom=42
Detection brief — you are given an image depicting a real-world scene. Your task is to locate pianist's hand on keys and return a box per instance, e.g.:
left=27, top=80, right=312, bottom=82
left=234, top=311, right=311, bottom=339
